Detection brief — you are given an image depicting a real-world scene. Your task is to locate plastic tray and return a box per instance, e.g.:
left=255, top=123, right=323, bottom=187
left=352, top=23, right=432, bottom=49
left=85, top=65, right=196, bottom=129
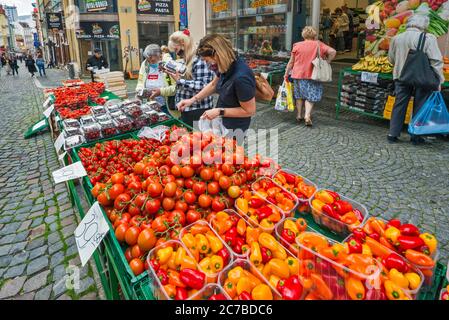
left=251, top=176, right=299, bottom=217
left=189, top=283, right=232, bottom=300
left=217, top=259, right=282, bottom=300
left=272, top=169, right=318, bottom=213
left=274, top=217, right=319, bottom=256
left=179, top=220, right=234, bottom=283
left=147, top=240, right=206, bottom=300
left=309, top=189, right=369, bottom=239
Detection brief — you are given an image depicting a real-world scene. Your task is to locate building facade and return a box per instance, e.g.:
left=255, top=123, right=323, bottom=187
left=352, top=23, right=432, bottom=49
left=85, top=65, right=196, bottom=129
left=14, top=22, right=34, bottom=52
left=0, top=5, right=10, bottom=51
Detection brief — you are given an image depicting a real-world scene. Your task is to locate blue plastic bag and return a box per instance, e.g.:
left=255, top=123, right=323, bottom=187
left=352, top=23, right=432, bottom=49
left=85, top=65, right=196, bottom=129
left=408, top=92, right=449, bottom=136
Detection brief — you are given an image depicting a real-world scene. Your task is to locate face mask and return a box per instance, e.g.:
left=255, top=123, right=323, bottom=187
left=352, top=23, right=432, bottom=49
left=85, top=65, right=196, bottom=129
left=149, top=63, right=158, bottom=69
left=208, top=63, right=219, bottom=73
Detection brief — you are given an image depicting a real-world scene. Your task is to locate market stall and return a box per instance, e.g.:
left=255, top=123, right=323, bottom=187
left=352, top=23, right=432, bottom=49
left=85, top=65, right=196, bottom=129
left=336, top=0, right=449, bottom=122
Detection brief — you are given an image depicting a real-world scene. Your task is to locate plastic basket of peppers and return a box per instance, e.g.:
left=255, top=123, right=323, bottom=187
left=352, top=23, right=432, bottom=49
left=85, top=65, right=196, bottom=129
left=179, top=221, right=234, bottom=283
left=189, top=283, right=231, bottom=300
left=348, top=217, right=439, bottom=289
left=271, top=169, right=317, bottom=213
left=275, top=217, right=315, bottom=255
left=309, top=189, right=368, bottom=238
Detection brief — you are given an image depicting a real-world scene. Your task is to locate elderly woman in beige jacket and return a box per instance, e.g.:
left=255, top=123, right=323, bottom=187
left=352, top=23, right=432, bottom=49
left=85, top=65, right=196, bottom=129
left=136, top=44, right=175, bottom=114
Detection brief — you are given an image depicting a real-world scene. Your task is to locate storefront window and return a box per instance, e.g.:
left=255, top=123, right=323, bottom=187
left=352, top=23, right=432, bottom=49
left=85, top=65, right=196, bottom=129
left=75, top=0, right=118, bottom=14
left=206, top=0, right=237, bottom=47
left=138, top=22, right=172, bottom=55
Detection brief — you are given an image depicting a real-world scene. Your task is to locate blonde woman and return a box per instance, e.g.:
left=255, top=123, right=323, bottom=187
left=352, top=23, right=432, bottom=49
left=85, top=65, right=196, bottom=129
left=158, top=30, right=215, bottom=126
left=177, top=34, right=256, bottom=141
left=284, top=26, right=336, bottom=126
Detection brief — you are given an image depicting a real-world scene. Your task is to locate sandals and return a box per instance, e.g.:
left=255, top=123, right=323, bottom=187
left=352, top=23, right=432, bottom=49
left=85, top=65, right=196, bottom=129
left=305, top=118, right=313, bottom=126
left=296, top=117, right=304, bottom=122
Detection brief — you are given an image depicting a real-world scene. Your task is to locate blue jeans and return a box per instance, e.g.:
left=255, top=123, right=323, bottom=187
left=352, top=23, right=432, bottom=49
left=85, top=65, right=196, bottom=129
left=37, top=64, right=46, bottom=76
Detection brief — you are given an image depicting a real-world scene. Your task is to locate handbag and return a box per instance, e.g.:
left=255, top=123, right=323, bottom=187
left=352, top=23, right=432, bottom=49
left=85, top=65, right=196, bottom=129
left=311, top=42, right=332, bottom=82
left=254, top=72, right=275, bottom=102
left=399, top=33, right=440, bottom=90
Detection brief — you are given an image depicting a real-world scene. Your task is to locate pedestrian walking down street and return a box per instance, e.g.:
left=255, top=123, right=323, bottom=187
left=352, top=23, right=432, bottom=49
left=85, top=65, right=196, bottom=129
left=387, top=15, right=444, bottom=145
left=284, top=26, right=336, bottom=127
left=36, top=53, right=46, bottom=77
left=25, top=54, right=37, bottom=77
left=166, top=30, right=215, bottom=127
left=9, top=55, right=19, bottom=76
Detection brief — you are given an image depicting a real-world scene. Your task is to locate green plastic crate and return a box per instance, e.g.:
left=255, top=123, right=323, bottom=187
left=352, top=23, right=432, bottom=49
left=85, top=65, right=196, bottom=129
left=417, top=261, right=447, bottom=300
left=133, top=276, right=155, bottom=300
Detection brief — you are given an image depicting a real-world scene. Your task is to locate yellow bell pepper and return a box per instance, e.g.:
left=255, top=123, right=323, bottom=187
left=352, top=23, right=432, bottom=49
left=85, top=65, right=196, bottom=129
left=181, top=233, right=196, bottom=250
left=236, top=277, right=254, bottom=295
left=157, top=247, right=173, bottom=265
left=260, top=218, right=274, bottom=230
left=215, top=211, right=229, bottom=222
left=389, top=268, right=409, bottom=289
left=228, top=266, right=244, bottom=284
left=405, top=272, right=421, bottom=290
left=180, top=255, right=197, bottom=270
left=262, top=263, right=271, bottom=279
left=249, top=215, right=259, bottom=225
left=267, top=258, right=290, bottom=279
left=384, top=226, right=401, bottom=245
left=167, top=253, right=177, bottom=270
left=236, top=198, right=249, bottom=215
left=250, top=242, right=263, bottom=266
left=269, top=275, right=281, bottom=289
left=210, top=255, right=224, bottom=273
left=251, top=284, right=273, bottom=300
left=258, top=232, right=280, bottom=253
left=195, top=234, right=210, bottom=254
left=199, top=257, right=212, bottom=274
left=284, top=220, right=299, bottom=236
left=241, top=244, right=250, bottom=255
left=237, top=218, right=246, bottom=236
left=175, top=247, right=186, bottom=266
left=362, top=244, right=372, bottom=256
left=246, top=227, right=260, bottom=244
left=384, top=280, right=408, bottom=300
left=205, top=232, right=223, bottom=253
left=419, top=233, right=438, bottom=255
left=285, top=256, right=299, bottom=276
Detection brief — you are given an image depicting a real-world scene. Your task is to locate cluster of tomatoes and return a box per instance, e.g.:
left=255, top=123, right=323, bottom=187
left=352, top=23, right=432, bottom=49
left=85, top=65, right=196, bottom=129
left=87, top=129, right=276, bottom=276
left=52, top=82, right=105, bottom=109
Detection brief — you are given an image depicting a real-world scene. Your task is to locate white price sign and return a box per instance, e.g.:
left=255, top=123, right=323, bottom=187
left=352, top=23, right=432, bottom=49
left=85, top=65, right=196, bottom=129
left=361, top=71, right=379, bottom=84
left=74, top=202, right=109, bottom=266
left=43, top=104, right=55, bottom=118
left=43, top=97, right=51, bottom=108
left=58, top=151, right=67, bottom=162
left=32, top=119, right=46, bottom=131
left=54, top=132, right=65, bottom=153
left=52, top=161, right=87, bottom=184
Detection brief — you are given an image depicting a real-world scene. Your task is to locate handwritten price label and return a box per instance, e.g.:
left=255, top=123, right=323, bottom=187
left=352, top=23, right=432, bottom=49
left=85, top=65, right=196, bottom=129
left=43, top=97, right=51, bottom=108
left=54, top=132, right=65, bottom=153
left=361, top=71, right=379, bottom=84
left=52, top=161, right=87, bottom=184
left=74, top=202, right=109, bottom=266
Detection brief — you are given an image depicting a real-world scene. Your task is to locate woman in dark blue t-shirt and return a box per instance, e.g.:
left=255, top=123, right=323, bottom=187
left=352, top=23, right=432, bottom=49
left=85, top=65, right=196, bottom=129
left=177, top=34, right=256, bottom=136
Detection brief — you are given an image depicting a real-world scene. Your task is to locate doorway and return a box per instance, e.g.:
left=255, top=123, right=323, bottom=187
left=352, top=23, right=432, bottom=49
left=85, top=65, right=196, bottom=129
left=79, top=39, right=122, bottom=75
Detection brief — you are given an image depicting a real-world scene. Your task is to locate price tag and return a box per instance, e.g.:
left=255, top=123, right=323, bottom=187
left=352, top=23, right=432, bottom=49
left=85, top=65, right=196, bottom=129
left=52, top=161, right=87, bottom=184
left=43, top=104, right=55, bottom=118
left=361, top=71, right=379, bottom=84
left=43, top=97, right=51, bottom=108
left=32, top=119, right=46, bottom=131
left=54, top=132, right=65, bottom=153
left=74, top=202, right=109, bottom=266
left=58, top=151, right=67, bottom=162
left=261, top=72, right=269, bottom=79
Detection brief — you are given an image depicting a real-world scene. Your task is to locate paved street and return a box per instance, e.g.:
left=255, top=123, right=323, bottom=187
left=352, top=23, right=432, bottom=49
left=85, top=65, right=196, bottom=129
left=0, top=66, right=101, bottom=300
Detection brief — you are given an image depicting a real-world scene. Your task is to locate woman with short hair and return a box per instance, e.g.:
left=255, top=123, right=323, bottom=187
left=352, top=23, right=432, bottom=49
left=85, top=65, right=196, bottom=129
left=284, top=26, right=336, bottom=126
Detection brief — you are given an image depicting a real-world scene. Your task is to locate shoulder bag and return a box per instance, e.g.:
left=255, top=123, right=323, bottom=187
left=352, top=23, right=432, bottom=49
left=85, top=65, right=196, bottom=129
left=254, top=72, right=275, bottom=102
left=311, top=42, right=332, bottom=82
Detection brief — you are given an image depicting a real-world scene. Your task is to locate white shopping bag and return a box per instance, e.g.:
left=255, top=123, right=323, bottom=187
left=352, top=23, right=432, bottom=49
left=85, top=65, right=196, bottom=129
left=198, top=118, right=229, bottom=137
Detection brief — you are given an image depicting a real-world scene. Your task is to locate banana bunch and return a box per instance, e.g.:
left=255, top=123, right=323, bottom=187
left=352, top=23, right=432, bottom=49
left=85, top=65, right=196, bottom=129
left=352, top=56, right=393, bottom=73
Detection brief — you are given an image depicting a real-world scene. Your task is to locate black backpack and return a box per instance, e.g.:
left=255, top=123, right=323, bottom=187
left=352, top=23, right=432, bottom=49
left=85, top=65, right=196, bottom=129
left=399, top=33, right=440, bottom=90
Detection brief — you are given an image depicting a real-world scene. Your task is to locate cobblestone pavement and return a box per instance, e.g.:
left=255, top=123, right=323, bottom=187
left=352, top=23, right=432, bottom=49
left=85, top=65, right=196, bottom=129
left=250, top=95, right=449, bottom=261
left=0, top=67, right=101, bottom=300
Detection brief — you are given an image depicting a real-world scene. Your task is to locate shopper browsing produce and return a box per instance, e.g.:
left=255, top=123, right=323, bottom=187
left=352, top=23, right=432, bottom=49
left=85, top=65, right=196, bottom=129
left=387, top=14, right=444, bottom=145
left=284, top=26, right=336, bottom=126
left=136, top=44, right=173, bottom=114
left=177, top=34, right=256, bottom=142
left=164, top=30, right=215, bottom=127
left=86, top=49, right=109, bottom=82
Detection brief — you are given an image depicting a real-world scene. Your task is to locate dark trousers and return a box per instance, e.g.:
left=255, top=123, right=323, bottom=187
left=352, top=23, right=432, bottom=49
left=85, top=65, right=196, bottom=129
left=180, top=108, right=210, bottom=128
left=389, top=81, right=433, bottom=137
left=344, top=31, right=353, bottom=50
left=38, top=65, right=46, bottom=76
left=12, top=67, right=18, bottom=76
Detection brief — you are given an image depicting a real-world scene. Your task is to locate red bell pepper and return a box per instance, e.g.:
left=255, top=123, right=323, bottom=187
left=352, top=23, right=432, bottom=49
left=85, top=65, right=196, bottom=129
left=249, top=198, right=264, bottom=208
left=281, top=229, right=296, bottom=244
left=179, top=268, right=206, bottom=290
left=283, top=192, right=295, bottom=202
left=175, top=287, right=188, bottom=300
left=397, top=235, right=425, bottom=251
left=281, top=172, right=296, bottom=184
left=150, top=259, right=160, bottom=272
left=322, top=204, right=340, bottom=220
left=277, top=275, right=303, bottom=300
left=157, top=269, right=168, bottom=285
left=417, top=244, right=430, bottom=256
left=442, top=291, right=449, bottom=300
left=368, top=232, right=380, bottom=241
left=261, top=247, right=272, bottom=264
left=256, top=206, right=273, bottom=220
left=238, top=291, right=252, bottom=300
left=386, top=219, right=401, bottom=229
left=347, top=238, right=363, bottom=254
left=217, top=247, right=231, bottom=265
left=266, top=196, right=276, bottom=205
left=224, top=227, right=238, bottom=247
left=353, top=209, right=364, bottom=222
left=326, top=190, right=340, bottom=202
left=209, top=293, right=227, bottom=300
left=333, top=200, right=353, bottom=215
left=366, top=288, right=387, bottom=300
left=352, top=228, right=366, bottom=242
left=321, top=274, right=347, bottom=298
left=399, top=224, right=420, bottom=237
left=233, top=237, right=245, bottom=254
left=382, top=253, right=409, bottom=273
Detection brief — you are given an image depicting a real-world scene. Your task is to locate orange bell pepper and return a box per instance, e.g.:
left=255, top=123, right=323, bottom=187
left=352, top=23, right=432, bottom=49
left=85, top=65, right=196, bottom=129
left=163, top=284, right=177, bottom=299
left=299, top=275, right=314, bottom=290
left=190, top=224, right=210, bottom=236
left=340, top=211, right=358, bottom=225
left=274, top=173, right=287, bottom=185
left=405, top=249, right=435, bottom=267
left=236, top=218, right=246, bottom=236
left=295, top=218, right=307, bottom=233
left=297, top=232, right=328, bottom=251
left=365, top=236, right=391, bottom=260
left=274, top=192, right=285, bottom=203
left=242, top=190, right=252, bottom=200
left=246, top=227, right=260, bottom=244
left=379, top=236, right=396, bottom=251
left=228, top=266, right=244, bottom=284
left=310, top=273, right=333, bottom=300
left=223, top=279, right=236, bottom=298
left=267, top=258, right=290, bottom=279
left=236, top=277, right=254, bottom=295
left=298, top=259, right=315, bottom=277
left=168, top=270, right=186, bottom=288
left=251, top=284, right=273, bottom=300
left=314, top=190, right=334, bottom=204
left=236, top=198, right=249, bottom=215
left=345, top=276, right=365, bottom=300
left=305, top=292, right=320, bottom=300
left=370, top=219, right=386, bottom=237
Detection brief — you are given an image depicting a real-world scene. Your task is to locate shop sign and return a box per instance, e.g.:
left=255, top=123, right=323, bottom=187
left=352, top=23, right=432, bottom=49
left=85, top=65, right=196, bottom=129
left=180, top=0, right=188, bottom=28
left=136, top=0, right=173, bottom=15
left=209, top=0, right=229, bottom=13
left=46, top=12, right=63, bottom=30
left=76, top=21, right=120, bottom=40
left=250, top=0, right=276, bottom=8
left=85, top=0, right=109, bottom=12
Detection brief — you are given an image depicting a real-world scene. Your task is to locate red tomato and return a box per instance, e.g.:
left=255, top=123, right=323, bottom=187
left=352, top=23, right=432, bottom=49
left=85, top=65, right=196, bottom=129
left=193, top=181, right=207, bottom=196
left=171, top=165, right=182, bottom=177
left=115, top=223, right=129, bottom=243
left=175, top=200, right=188, bottom=212
left=207, top=182, right=220, bottom=195
left=114, top=193, right=131, bottom=211
left=125, top=226, right=141, bottom=246
left=145, top=198, right=161, bottom=215
left=181, top=165, right=194, bottom=178
left=162, top=197, right=175, bottom=211
left=200, top=167, right=214, bottom=181
left=147, top=182, right=163, bottom=198
left=198, top=194, right=212, bottom=208
left=111, top=173, right=125, bottom=184
left=164, top=182, right=177, bottom=197
left=219, top=176, right=231, bottom=190
left=184, top=178, right=194, bottom=189
left=183, top=190, right=197, bottom=205
left=168, top=210, right=186, bottom=226
left=186, top=210, right=202, bottom=224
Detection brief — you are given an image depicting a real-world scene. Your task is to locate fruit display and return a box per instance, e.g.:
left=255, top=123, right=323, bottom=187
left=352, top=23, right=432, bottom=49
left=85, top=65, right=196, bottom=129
left=352, top=56, right=393, bottom=73
left=147, top=240, right=207, bottom=300
left=50, top=82, right=105, bottom=109
left=271, top=169, right=317, bottom=213
left=180, top=221, right=233, bottom=282
left=309, top=189, right=367, bottom=237
left=218, top=259, right=282, bottom=300
left=251, top=177, right=298, bottom=216
left=235, top=191, right=283, bottom=233
left=347, top=217, right=438, bottom=286
left=275, top=217, right=310, bottom=255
